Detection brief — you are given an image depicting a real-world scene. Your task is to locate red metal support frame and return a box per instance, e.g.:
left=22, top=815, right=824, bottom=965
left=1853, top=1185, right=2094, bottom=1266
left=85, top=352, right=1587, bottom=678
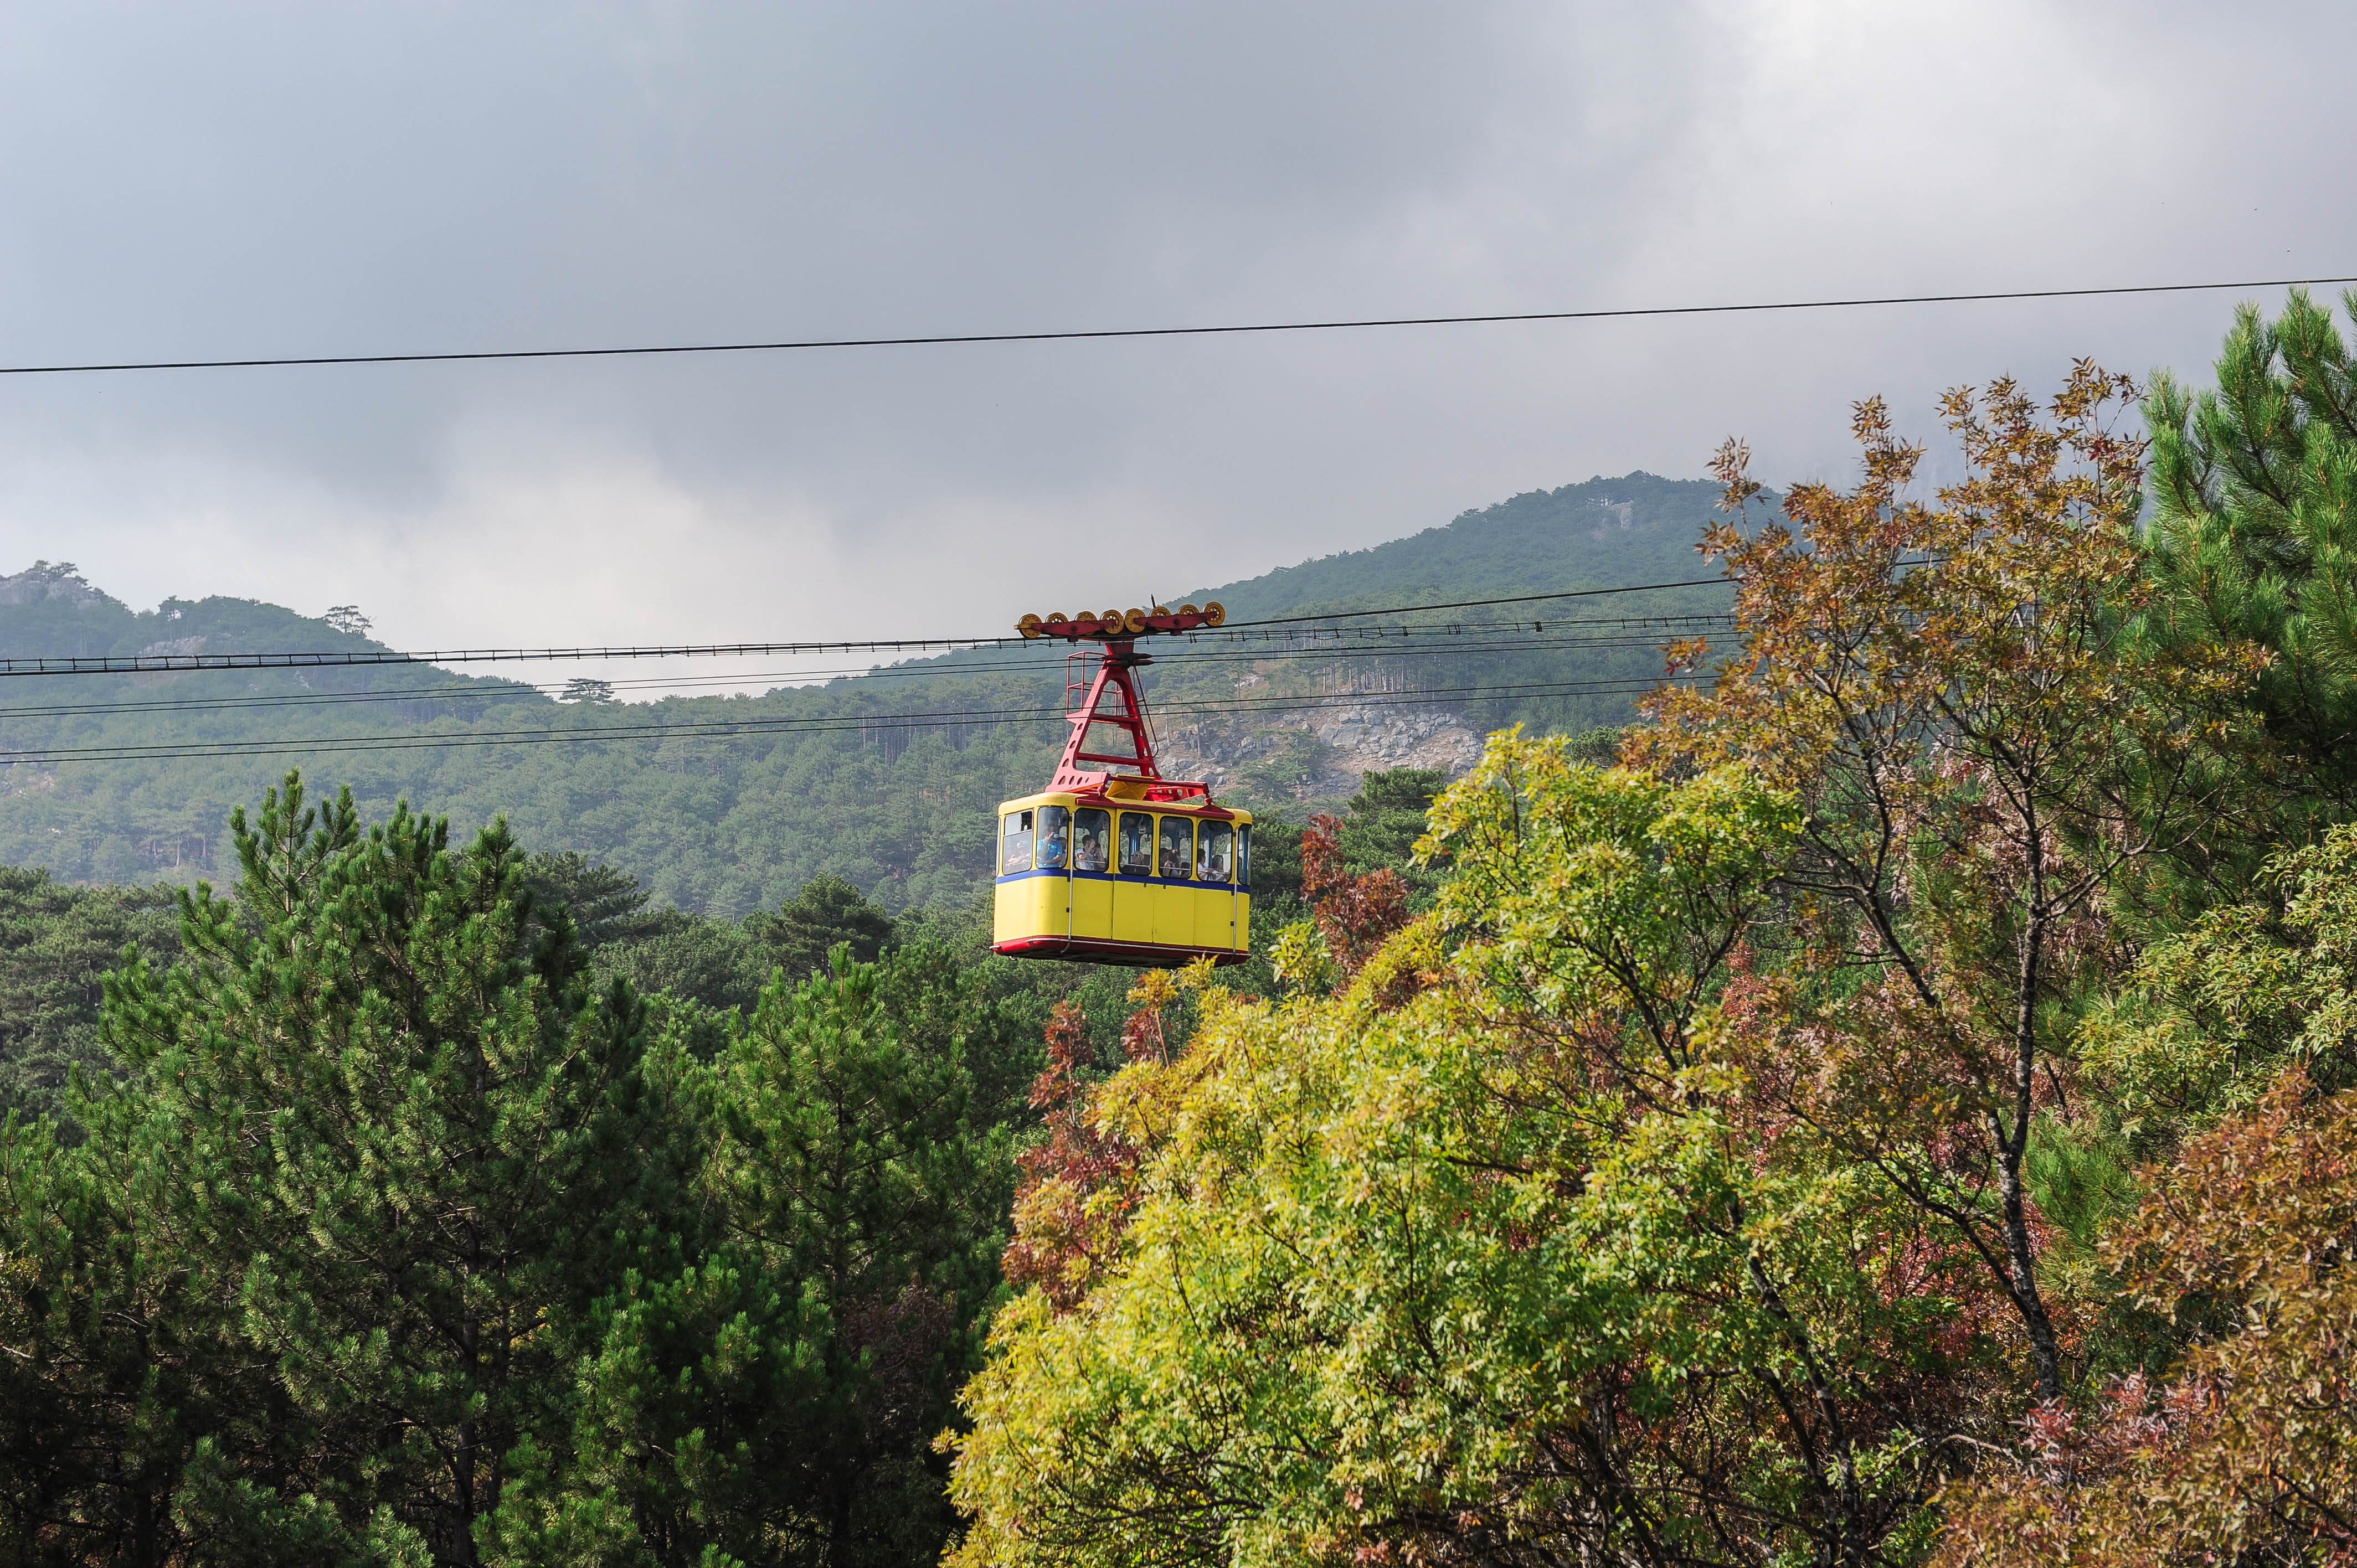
left=1020, top=603, right=1225, bottom=803
left=1051, top=638, right=1160, bottom=791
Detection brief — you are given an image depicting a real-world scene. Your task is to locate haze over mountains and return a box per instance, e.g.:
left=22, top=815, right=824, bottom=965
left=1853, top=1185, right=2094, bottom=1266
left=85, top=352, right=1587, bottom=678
left=0, top=472, right=1733, bottom=911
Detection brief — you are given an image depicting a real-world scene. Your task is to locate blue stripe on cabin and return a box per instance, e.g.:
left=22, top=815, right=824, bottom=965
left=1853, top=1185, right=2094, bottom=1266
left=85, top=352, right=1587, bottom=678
left=994, top=867, right=1238, bottom=890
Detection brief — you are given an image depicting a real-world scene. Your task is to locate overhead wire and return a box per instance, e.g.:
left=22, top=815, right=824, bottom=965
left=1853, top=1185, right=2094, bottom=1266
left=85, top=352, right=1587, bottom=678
left=0, top=580, right=1750, bottom=764
left=4, top=273, right=2351, bottom=377
left=1221, top=580, right=1728, bottom=626
left=0, top=617, right=1738, bottom=724
left=1, top=252, right=2111, bottom=772
left=0, top=579, right=1738, bottom=679
left=0, top=675, right=1701, bottom=767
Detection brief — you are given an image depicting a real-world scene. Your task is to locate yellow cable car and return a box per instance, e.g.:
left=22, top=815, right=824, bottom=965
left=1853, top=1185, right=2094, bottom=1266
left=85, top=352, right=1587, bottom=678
left=992, top=602, right=1252, bottom=967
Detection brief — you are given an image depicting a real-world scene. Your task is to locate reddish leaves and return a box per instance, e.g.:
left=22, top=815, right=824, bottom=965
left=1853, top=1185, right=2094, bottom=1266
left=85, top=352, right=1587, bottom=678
left=1302, top=812, right=1411, bottom=976
left=1940, top=1070, right=2357, bottom=1564
left=1001, top=1003, right=1143, bottom=1312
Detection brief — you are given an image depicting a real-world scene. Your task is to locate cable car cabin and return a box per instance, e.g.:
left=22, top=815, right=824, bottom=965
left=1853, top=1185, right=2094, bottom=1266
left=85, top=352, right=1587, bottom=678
left=991, top=600, right=1251, bottom=967
left=993, top=790, right=1252, bottom=966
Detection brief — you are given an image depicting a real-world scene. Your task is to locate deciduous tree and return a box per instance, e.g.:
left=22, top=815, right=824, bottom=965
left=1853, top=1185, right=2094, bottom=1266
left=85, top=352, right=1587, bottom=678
left=951, top=740, right=1979, bottom=1567
left=1939, top=1069, right=2357, bottom=1565
left=1637, top=365, right=2243, bottom=1399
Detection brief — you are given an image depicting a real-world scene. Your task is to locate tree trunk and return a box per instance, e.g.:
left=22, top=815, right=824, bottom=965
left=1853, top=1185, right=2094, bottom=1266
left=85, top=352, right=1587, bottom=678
left=2001, top=898, right=2063, bottom=1400
left=451, top=1316, right=480, bottom=1567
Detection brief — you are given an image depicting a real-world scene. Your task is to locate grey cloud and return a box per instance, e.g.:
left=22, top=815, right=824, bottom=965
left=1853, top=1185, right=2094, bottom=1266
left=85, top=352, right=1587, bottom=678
left=0, top=1, right=2348, bottom=661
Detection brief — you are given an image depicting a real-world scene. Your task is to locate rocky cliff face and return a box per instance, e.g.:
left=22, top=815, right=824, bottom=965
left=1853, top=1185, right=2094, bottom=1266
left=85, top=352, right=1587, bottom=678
left=1299, top=702, right=1484, bottom=773
left=1159, top=700, right=1484, bottom=802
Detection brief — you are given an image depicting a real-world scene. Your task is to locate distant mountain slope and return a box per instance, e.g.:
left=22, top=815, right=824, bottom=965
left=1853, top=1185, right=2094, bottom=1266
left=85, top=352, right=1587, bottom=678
left=1187, top=471, right=1722, bottom=616
left=1135, top=471, right=1733, bottom=787
left=0, top=473, right=1736, bottom=910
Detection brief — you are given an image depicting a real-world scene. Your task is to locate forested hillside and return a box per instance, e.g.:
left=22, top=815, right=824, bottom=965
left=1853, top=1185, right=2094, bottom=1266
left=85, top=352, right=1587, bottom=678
left=0, top=473, right=1728, bottom=912
left=1173, top=466, right=1723, bottom=617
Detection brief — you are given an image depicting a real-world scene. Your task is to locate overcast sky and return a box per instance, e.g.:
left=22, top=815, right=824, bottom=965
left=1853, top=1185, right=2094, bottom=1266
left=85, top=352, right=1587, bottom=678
left=0, top=1, right=2347, bottom=689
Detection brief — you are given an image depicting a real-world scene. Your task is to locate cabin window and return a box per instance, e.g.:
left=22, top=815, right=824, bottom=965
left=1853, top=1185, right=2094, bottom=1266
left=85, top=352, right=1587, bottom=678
left=1118, top=812, right=1155, bottom=876
left=1197, top=820, right=1233, bottom=883
left=1238, top=824, right=1251, bottom=889
left=1158, top=816, right=1194, bottom=880
left=1001, top=809, right=1034, bottom=874
left=1074, top=808, right=1111, bottom=873
left=1038, top=805, right=1071, bottom=869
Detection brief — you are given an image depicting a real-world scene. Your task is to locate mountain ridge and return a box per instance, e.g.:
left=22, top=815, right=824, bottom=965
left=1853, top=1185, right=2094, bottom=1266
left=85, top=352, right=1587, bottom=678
left=0, top=471, right=1736, bottom=909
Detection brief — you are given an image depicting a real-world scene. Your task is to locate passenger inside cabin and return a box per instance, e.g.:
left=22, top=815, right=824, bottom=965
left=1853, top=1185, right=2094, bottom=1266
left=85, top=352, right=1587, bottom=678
left=1158, top=816, right=1193, bottom=880
left=1037, top=805, right=1070, bottom=869
left=1074, top=808, right=1111, bottom=872
left=1197, top=820, right=1233, bottom=883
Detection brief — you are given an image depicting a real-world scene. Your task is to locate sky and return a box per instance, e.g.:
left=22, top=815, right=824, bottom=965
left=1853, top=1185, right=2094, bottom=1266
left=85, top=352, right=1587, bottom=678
left=0, top=1, right=2348, bottom=691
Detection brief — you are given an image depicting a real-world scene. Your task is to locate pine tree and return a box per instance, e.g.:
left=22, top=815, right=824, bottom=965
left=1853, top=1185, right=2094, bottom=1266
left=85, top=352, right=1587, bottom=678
left=70, top=772, right=662, bottom=1564
left=751, top=875, right=894, bottom=983
left=0, top=867, right=181, bottom=1122
left=495, top=948, right=1008, bottom=1568
left=0, top=1092, right=313, bottom=1566
left=0, top=777, right=1032, bottom=1566
left=2144, top=286, right=2357, bottom=890
left=521, top=851, right=682, bottom=951
left=1336, top=767, right=1447, bottom=897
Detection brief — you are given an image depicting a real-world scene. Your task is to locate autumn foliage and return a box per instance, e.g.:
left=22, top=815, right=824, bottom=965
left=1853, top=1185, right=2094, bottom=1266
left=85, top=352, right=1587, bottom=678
left=1942, top=1067, right=2357, bottom=1565
left=1300, top=811, right=1412, bottom=974
left=950, top=305, right=2357, bottom=1567
left=999, top=1001, right=1141, bottom=1312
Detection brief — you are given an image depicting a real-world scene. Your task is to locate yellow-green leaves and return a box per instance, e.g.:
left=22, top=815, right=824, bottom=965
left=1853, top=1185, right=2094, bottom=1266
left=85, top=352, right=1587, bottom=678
left=1268, top=920, right=1339, bottom=996
left=1425, top=731, right=1798, bottom=1086
left=946, top=745, right=1945, bottom=1567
